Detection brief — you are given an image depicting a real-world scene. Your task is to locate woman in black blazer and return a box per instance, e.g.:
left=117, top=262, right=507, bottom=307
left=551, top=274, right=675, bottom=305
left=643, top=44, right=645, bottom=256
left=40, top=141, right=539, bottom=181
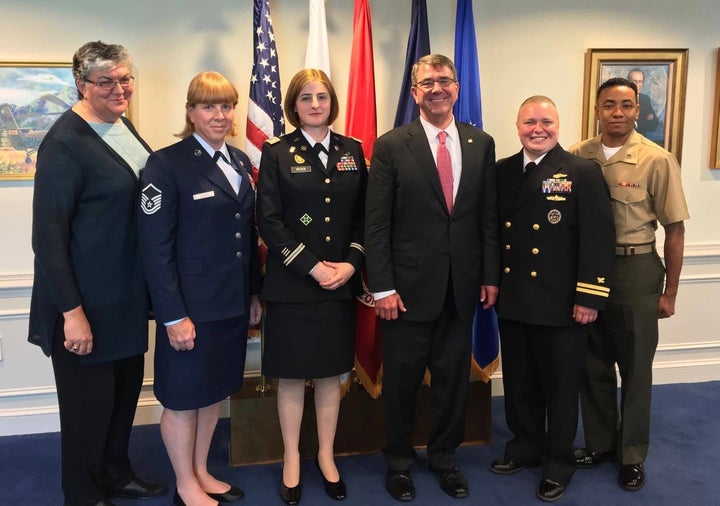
left=138, top=72, right=261, bottom=506
left=29, top=41, right=166, bottom=505
left=257, top=69, right=367, bottom=504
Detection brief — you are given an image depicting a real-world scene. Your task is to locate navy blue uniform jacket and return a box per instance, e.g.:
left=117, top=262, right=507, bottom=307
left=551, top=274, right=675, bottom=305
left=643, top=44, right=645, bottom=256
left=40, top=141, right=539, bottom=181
left=138, top=136, right=260, bottom=324
left=495, top=144, right=615, bottom=326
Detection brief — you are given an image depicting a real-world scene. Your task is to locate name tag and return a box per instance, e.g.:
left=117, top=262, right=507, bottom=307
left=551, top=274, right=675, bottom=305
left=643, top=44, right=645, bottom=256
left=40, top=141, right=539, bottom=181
left=291, top=165, right=312, bottom=174
left=193, top=190, right=215, bottom=200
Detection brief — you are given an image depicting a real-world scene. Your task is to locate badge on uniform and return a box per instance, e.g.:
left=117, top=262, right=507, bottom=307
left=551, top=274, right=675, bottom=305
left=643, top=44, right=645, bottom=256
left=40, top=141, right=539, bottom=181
left=300, top=213, right=312, bottom=226
left=547, top=209, right=562, bottom=224
left=141, top=183, right=162, bottom=215
left=336, top=152, right=358, bottom=172
left=541, top=177, right=572, bottom=194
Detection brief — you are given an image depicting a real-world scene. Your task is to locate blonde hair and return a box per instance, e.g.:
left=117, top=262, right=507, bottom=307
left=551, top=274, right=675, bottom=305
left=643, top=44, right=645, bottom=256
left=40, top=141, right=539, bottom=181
left=177, top=71, right=239, bottom=138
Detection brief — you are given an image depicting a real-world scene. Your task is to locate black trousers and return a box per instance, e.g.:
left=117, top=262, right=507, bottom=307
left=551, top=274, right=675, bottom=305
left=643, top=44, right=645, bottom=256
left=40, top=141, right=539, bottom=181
left=381, top=288, right=472, bottom=472
left=51, top=329, right=144, bottom=506
left=498, top=319, right=588, bottom=485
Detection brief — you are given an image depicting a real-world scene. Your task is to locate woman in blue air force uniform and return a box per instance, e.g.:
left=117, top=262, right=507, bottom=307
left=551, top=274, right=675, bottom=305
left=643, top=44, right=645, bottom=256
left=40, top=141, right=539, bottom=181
left=138, top=72, right=261, bottom=506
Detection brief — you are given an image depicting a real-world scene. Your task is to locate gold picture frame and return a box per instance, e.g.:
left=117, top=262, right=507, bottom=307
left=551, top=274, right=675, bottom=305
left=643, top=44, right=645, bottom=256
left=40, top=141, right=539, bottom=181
left=582, top=48, right=689, bottom=163
left=710, top=48, right=720, bottom=169
left=0, top=62, right=78, bottom=180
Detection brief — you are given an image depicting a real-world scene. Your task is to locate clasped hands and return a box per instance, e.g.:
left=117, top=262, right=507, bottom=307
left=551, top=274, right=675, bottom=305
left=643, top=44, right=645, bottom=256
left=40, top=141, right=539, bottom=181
left=311, top=261, right=355, bottom=291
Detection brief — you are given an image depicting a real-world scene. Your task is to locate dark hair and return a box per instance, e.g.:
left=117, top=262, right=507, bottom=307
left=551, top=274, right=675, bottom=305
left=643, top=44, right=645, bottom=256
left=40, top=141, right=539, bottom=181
left=596, top=77, right=638, bottom=101
left=283, top=68, right=339, bottom=128
left=411, top=54, right=457, bottom=85
left=72, top=41, right=132, bottom=100
left=626, top=68, right=645, bottom=80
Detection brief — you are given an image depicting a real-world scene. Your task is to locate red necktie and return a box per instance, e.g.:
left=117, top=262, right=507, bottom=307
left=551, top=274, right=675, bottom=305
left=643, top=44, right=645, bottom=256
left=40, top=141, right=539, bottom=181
left=436, top=131, right=453, bottom=213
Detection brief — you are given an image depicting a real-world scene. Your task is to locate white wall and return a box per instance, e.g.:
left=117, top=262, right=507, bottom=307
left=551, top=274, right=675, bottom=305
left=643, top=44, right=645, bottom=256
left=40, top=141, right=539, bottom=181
left=1, top=0, right=718, bottom=435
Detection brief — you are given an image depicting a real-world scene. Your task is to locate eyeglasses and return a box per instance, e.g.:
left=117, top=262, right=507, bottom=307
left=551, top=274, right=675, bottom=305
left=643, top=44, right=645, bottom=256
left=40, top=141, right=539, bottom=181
left=84, top=76, right=135, bottom=91
left=414, top=78, right=457, bottom=91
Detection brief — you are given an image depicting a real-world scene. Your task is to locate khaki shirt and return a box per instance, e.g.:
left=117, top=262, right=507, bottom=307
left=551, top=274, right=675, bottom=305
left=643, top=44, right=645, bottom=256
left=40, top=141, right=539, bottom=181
left=569, top=131, right=689, bottom=244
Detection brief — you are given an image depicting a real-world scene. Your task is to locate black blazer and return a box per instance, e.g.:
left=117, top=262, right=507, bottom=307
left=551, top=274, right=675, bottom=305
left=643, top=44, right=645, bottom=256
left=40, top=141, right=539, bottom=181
left=495, top=144, right=615, bottom=326
left=138, top=136, right=260, bottom=324
left=257, top=129, right=367, bottom=302
left=365, top=118, right=500, bottom=322
left=29, top=110, right=151, bottom=363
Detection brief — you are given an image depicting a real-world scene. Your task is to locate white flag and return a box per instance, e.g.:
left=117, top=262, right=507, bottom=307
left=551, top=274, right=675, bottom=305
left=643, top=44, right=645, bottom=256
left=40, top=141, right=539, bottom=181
left=304, top=0, right=330, bottom=77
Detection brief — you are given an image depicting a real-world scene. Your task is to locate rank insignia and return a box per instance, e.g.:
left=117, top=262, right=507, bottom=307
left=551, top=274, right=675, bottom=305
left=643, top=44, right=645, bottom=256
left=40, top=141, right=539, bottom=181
left=336, top=153, right=358, bottom=171
left=300, top=145, right=308, bottom=151
left=597, top=277, right=605, bottom=284
left=547, top=209, right=562, bottom=224
left=300, top=213, right=312, bottom=226
left=289, top=146, right=296, bottom=153
left=294, top=154, right=306, bottom=164
left=193, top=149, right=203, bottom=157
left=141, top=183, right=162, bottom=215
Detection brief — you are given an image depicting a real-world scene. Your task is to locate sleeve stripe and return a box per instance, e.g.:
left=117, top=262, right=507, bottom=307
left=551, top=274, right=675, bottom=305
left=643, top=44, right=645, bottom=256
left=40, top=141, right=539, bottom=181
left=350, top=242, right=365, bottom=255
left=283, top=243, right=306, bottom=266
left=577, top=287, right=610, bottom=298
left=577, top=282, right=610, bottom=293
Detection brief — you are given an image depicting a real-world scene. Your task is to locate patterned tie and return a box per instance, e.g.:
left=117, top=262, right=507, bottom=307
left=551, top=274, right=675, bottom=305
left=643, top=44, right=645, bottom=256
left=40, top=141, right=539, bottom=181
left=436, top=131, right=454, bottom=213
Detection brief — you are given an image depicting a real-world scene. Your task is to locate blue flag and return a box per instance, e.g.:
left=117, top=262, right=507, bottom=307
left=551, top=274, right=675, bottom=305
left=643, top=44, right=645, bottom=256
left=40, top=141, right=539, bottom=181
left=453, top=0, right=483, bottom=128
left=393, top=0, right=430, bottom=127
left=453, top=0, right=499, bottom=381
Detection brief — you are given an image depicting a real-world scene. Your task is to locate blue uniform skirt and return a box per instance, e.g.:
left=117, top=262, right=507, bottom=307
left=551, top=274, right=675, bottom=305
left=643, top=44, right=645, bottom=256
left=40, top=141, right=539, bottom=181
left=262, top=300, right=355, bottom=379
left=154, top=316, right=248, bottom=410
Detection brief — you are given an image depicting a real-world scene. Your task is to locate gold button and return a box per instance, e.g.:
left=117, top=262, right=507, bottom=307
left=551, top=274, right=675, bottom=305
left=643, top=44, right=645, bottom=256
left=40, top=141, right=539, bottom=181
left=532, top=224, right=540, bottom=230
left=325, top=178, right=331, bottom=184
left=504, top=267, right=510, bottom=273
left=532, top=248, right=539, bottom=255
left=505, top=244, right=511, bottom=250
left=530, top=271, right=537, bottom=277
left=325, top=236, right=331, bottom=242
left=324, top=217, right=331, bottom=223
left=505, top=221, right=512, bottom=228
left=325, top=197, right=331, bottom=203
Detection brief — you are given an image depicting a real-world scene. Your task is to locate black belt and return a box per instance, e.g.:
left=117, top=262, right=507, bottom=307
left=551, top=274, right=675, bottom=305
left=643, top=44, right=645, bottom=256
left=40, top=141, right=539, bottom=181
left=615, top=243, right=655, bottom=256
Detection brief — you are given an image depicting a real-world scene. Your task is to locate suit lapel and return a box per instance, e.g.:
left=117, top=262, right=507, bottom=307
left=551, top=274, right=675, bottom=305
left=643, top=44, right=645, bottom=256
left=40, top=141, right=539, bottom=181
left=406, top=120, right=448, bottom=213
left=228, top=150, right=253, bottom=202
left=187, top=137, right=238, bottom=200
left=286, top=129, right=327, bottom=176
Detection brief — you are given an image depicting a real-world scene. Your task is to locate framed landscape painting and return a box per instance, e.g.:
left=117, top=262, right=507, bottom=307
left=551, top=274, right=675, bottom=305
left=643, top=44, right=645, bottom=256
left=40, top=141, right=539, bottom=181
left=0, top=62, right=77, bottom=180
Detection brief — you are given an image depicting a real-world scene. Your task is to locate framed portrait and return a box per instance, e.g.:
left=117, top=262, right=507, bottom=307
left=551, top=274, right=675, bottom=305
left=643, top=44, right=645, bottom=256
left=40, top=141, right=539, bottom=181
left=582, top=48, right=689, bottom=163
left=0, top=62, right=77, bottom=180
left=710, top=48, right=720, bottom=169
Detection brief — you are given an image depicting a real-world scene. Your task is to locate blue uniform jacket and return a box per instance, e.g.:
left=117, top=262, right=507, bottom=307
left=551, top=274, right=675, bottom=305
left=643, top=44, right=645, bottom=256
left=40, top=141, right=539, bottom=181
left=138, top=135, right=260, bottom=324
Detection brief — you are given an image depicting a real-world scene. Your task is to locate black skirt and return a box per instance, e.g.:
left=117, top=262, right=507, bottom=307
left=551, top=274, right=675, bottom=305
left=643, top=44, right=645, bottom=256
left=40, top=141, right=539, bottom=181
left=262, top=299, right=355, bottom=379
left=154, top=316, right=248, bottom=410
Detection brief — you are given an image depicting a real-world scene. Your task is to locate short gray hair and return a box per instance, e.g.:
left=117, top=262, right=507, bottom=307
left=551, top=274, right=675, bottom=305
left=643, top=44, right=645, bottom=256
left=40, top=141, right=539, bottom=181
left=72, top=41, right=133, bottom=99
left=411, top=54, right=457, bottom=85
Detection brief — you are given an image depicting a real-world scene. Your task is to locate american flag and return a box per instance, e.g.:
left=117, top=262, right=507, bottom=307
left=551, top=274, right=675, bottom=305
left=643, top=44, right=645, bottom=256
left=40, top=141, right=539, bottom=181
left=246, top=0, right=284, bottom=177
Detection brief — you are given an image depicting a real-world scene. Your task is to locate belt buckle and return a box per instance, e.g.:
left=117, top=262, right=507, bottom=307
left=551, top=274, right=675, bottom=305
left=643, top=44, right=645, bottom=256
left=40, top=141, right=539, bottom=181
left=627, top=246, right=636, bottom=256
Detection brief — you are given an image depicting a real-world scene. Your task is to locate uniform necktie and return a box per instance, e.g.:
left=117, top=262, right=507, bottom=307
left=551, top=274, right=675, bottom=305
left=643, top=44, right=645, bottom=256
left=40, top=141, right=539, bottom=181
left=524, top=161, right=536, bottom=176
left=213, top=150, right=229, bottom=164
left=313, top=142, right=329, bottom=155
left=436, top=131, right=453, bottom=213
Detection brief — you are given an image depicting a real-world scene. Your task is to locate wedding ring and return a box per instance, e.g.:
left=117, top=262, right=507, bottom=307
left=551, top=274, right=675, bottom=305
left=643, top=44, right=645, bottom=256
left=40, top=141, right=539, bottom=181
left=72, top=346, right=78, bottom=351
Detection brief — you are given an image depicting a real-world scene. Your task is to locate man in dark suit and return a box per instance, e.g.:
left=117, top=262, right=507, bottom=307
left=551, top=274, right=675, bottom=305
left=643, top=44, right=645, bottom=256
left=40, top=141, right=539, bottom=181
left=489, top=96, right=615, bottom=502
left=627, top=68, right=659, bottom=136
left=365, top=54, right=499, bottom=502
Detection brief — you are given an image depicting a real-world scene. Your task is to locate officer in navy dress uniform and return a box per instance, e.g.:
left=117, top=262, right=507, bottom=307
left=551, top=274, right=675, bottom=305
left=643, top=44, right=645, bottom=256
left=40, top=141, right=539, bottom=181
left=257, top=69, right=367, bottom=505
left=138, top=72, right=261, bottom=506
left=489, top=96, right=615, bottom=503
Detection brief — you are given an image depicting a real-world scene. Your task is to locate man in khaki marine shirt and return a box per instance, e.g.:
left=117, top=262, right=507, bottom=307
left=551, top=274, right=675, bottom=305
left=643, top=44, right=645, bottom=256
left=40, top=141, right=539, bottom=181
left=569, top=77, right=689, bottom=493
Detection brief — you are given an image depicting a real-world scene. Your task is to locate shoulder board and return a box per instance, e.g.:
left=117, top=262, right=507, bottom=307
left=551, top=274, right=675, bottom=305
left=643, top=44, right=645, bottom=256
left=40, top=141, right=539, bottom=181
left=266, top=137, right=281, bottom=145
left=349, top=136, right=363, bottom=144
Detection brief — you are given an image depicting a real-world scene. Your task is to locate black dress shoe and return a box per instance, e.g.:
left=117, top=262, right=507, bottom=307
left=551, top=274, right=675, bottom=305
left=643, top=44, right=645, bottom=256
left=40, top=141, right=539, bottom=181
left=315, top=458, right=347, bottom=500
left=537, top=479, right=565, bottom=502
left=574, top=448, right=615, bottom=468
left=108, top=475, right=168, bottom=499
left=280, top=481, right=301, bottom=505
left=429, top=466, right=469, bottom=499
left=619, top=463, right=645, bottom=491
left=385, top=470, right=415, bottom=502
left=206, top=484, right=244, bottom=502
left=489, top=458, right=527, bottom=475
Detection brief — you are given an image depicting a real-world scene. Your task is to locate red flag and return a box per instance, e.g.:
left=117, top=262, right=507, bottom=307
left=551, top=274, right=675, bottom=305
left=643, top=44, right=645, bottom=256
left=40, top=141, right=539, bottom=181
left=345, top=0, right=381, bottom=397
